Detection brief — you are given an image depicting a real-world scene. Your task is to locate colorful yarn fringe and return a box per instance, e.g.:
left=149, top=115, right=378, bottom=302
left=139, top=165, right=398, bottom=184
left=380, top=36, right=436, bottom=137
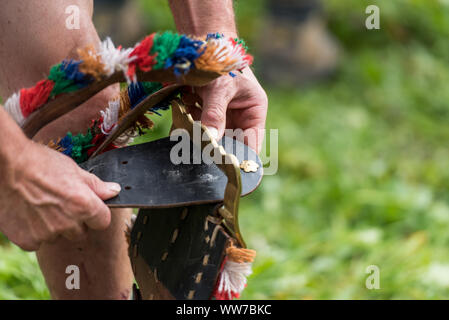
left=195, top=33, right=253, bottom=75
left=212, top=243, right=256, bottom=300
left=2, top=31, right=256, bottom=300
left=47, top=81, right=167, bottom=163
left=2, top=32, right=252, bottom=127
left=127, top=34, right=157, bottom=82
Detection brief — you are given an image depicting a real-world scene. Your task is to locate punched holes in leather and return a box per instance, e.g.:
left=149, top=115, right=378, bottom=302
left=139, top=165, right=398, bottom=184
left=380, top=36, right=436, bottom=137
left=129, top=203, right=230, bottom=300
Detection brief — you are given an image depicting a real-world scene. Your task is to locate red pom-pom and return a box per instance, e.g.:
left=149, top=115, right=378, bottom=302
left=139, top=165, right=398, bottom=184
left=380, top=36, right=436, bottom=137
left=213, top=288, right=240, bottom=300
left=127, top=34, right=157, bottom=81
left=243, top=54, right=254, bottom=66
left=87, top=132, right=118, bottom=157
left=211, top=257, right=240, bottom=300
left=20, top=80, right=55, bottom=117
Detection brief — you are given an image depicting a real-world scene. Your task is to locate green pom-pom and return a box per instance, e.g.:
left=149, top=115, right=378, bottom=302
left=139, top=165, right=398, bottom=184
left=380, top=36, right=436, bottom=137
left=151, top=32, right=182, bottom=70
left=48, top=64, right=79, bottom=97
left=141, top=82, right=163, bottom=95
left=234, top=38, right=249, bottom=52
left=71, top=130, right=94, bottom=163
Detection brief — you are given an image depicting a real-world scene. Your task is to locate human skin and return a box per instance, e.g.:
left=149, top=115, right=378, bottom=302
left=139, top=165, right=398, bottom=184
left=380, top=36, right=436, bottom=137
left=169, top=0, right=268, bottom=153
left=0, top=0, right=267, bottom=299
left=0, top=0, right=132, bottom=299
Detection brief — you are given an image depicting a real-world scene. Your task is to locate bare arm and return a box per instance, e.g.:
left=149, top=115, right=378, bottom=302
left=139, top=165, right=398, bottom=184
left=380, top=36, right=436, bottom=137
left=0, top=0, right=118, bottom=141
left=169, top=0, right=237, bottom=37
left=169, top=0, right=268, bottom=153
left=0, top=108, right=29, bottom=173
left=0, top=1, right=120, bottom=251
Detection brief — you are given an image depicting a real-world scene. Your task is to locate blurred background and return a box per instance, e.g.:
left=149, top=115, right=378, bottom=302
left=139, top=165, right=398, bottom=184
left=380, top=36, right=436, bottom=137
left=2, top=0, right=449, bottom=299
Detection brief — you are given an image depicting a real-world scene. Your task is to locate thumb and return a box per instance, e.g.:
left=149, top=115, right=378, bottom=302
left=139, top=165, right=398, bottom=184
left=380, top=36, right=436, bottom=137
left=199, top=89, right=231, bottom=141
left=83, top=172, right=121, bottom=201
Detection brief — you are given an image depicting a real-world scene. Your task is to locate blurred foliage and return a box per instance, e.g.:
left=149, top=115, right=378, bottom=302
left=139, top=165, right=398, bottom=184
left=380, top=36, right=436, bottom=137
left=138, top=0, right=267, bottom=47
left=0, top=245, right=48, bottom=299
left=240, top=0, right=449, bottom=299
left=2, top=0, right=449, bottom=299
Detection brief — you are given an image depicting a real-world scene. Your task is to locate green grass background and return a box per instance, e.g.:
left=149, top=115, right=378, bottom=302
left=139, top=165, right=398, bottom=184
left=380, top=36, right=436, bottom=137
left=2, top=0, right=449, bottom=299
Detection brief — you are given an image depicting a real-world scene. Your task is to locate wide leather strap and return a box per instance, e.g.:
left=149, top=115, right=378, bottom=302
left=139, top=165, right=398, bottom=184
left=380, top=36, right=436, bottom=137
left=130, top=204, right=230, bottom=300
left=79, top=136, right=263, bottom=208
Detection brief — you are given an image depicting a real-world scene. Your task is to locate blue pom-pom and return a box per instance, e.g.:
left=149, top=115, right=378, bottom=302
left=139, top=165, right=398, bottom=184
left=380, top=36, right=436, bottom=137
left=127, top=82, right=148, bottom=109
left=165, top=36, right=205, bottom=75
left=60, top=60, right=93, bottom=88
left=59, top=134, right=73, bottom=156
left=149, top=101, right=171, bottom=116
left=206, top=33, right=223, bottom=41
left=127, top=82, right=171, bottom=116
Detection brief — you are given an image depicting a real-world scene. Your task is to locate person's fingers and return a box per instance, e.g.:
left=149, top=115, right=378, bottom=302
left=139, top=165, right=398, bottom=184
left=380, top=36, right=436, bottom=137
left=9, top=229, right=41, bottom=251
left=197, top=87, right=232, bottom=140
left=227, top=104, right=267, bottom=154
left=67, top=169, right=116, bottom=231
left=242, top=127, right=265, bottom=154
left=82, top=171, right=121, bottom=201
left=82, top=194, right=112, bottom=230
left=17, top=240, right=41, bottom=252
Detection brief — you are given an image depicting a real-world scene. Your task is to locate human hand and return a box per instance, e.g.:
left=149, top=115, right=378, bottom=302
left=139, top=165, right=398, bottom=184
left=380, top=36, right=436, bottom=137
left=0, top=140, right=120, bottom=251
left=188, top=67, right=268, bottom=154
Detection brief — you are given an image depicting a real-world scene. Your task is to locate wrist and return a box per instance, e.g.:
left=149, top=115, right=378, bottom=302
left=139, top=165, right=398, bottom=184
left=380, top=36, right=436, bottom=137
left=179, top=29, right=238, bottom=41
left=201, top=31, right=238, bottom=40
left=0, top=108, right=31, bottom=176
left=169, top=0, right=237, bottom=39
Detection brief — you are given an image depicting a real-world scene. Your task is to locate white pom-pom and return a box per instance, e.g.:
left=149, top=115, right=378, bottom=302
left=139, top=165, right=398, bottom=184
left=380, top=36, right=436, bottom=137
left=99, top=38, right=135, bottom=77
left=205, top=37, right=252, bottom=72
left=100, top=99, right=120, bottom=134
left=216, top=260, right=253, bottom=299
left=3, top=92, right=25, bottom=126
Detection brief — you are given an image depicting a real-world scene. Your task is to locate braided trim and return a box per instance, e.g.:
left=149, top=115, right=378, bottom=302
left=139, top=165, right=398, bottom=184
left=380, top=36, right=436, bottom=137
left=46, top=80, right=165, bottom=163
left=2, top=32, right=253, bottom=127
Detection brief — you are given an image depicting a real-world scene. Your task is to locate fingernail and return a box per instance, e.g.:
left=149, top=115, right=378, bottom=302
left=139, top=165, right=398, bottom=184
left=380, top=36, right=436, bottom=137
left=106, top=182, right=121, bottom=194
left=207, top=127, right=219, bottom=140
